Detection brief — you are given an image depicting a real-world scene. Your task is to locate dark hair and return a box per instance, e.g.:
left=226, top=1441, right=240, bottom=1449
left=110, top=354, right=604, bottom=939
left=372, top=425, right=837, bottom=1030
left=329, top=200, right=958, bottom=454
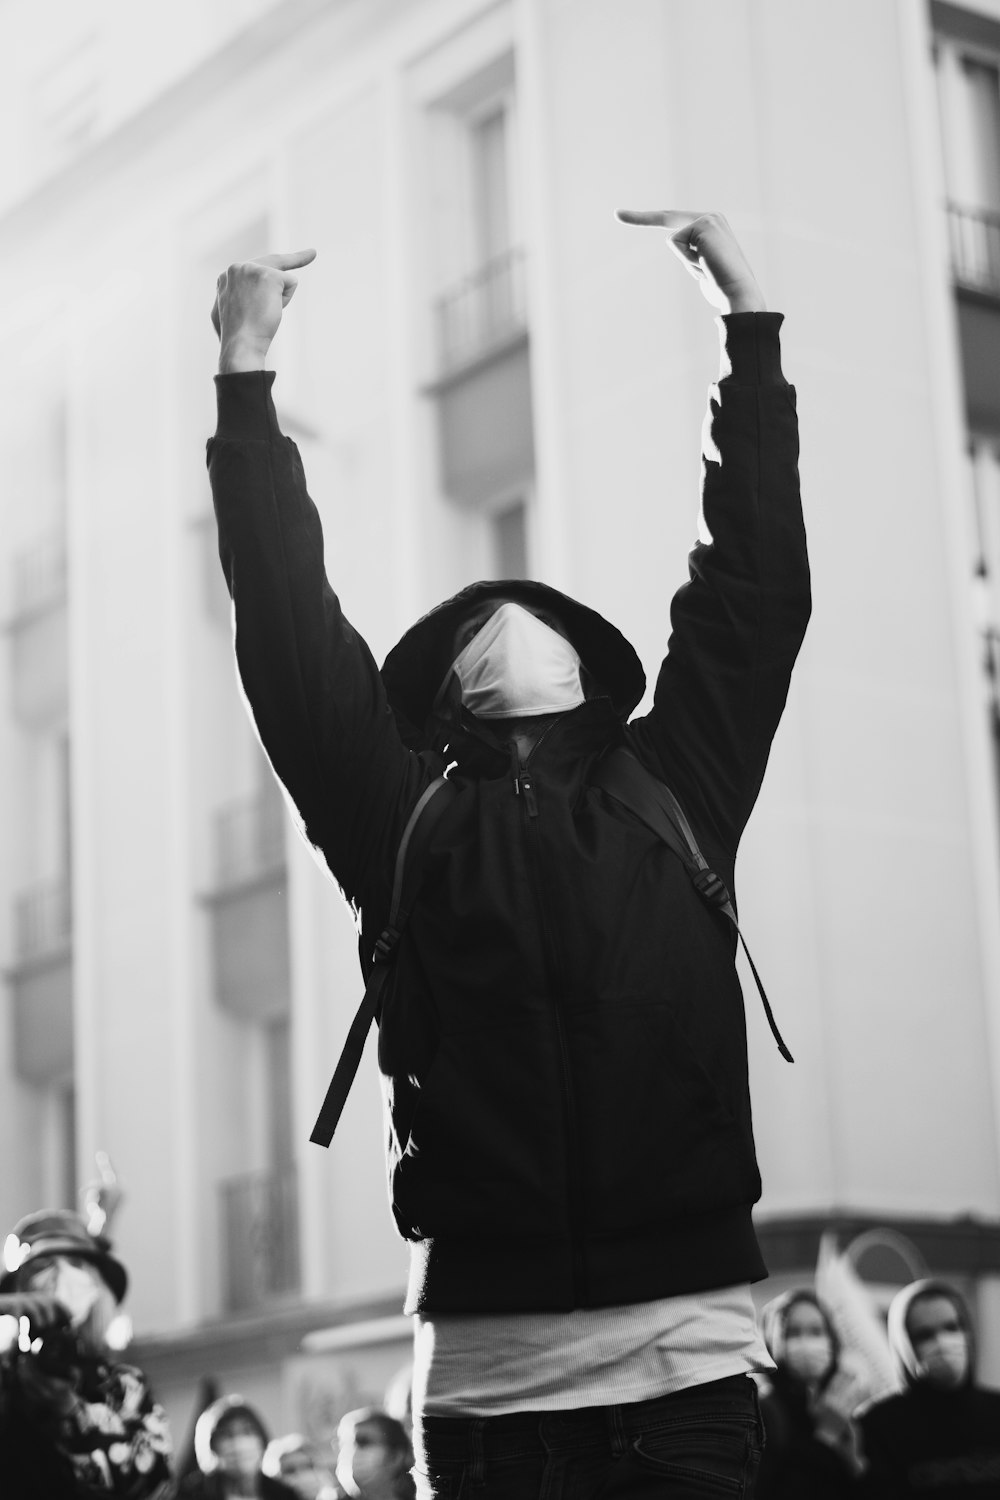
left=339, top=1406, right=414, bottom=1497
left=194, top=1395, right=269, bottom=1472
left=213, top=1404, right=268, bottom=1450
left=903, top=1282, right=968, bottom=1337
left=339, top=1407, right=410, bottom=1458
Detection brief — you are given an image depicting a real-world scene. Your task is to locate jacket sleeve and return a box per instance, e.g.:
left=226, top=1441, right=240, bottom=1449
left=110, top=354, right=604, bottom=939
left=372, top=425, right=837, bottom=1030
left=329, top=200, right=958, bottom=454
left=207, top=371, right=427, bottom=917
left=629, top=311, right=811, bottom=856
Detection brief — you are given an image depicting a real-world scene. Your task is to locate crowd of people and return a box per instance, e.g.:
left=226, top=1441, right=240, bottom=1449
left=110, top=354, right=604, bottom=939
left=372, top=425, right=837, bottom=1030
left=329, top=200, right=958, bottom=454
left=175, top=1395, right=414, bottom=1500
left=754, top=1279, right=1000, bottom=1496
left=1, top=1198, right=999, bottom=1496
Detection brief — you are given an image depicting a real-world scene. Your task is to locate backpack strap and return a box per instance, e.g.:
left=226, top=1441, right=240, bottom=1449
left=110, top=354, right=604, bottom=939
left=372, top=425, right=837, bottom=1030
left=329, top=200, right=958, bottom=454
left=310, top=776, right=457, bottom=1148
left=592, top=746, right=793, bottom=1063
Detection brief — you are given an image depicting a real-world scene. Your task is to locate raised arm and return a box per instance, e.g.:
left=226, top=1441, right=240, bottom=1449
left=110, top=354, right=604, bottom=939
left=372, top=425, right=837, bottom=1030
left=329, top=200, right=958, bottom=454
left=208, top=251, right=427, bottom=912
left=617, top=211, right=811, bottom=854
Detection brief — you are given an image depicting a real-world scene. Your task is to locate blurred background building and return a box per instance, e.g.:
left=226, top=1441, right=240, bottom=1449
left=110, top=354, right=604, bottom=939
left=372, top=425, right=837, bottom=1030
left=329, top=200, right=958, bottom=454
left=2, top=0, right=1000, bottom=1449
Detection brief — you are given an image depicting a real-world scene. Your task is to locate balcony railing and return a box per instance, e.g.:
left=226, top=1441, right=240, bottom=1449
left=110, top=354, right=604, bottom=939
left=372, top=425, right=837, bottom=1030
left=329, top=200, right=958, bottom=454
left=14, top=879, right=72, bottom=963
left=214, top=789, right=285, bottom=889
left=436, top=247, right=527, bottom=375
left=11, top=532, right=67, bottom=622
left=220, top=1166, right=300, bottom=1312
left=948, top=201, right=1000, bottom=298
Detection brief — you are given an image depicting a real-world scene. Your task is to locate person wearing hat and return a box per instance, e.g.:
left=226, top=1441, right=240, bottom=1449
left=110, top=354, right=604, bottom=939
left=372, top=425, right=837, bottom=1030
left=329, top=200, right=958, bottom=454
left=208, top=208, right=810, bottom=1497
left=0, top=1207, right=173, bottom=1498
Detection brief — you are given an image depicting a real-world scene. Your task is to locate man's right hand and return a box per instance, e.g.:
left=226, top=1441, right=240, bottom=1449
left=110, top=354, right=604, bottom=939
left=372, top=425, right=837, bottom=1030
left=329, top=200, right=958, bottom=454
left=212, top=249, right=317, bottom=373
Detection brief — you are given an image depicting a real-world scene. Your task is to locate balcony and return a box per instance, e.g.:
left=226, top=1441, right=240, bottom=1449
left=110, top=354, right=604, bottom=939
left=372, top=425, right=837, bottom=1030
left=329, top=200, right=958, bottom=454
left=948, top=204, right=1000, bottom=434
left=6, top=533, right=68, bottom=728
left=7, top=879, right=74, bottom=1083
left=948, top=202, right=1000, bottom=298
left=437, top=247, right=528, bottom=374
left=430, top=249, right=535, bottom=506
left=204, top=789, right=291, bottom=1023
left=220, top=1165, right=300, bottom=1312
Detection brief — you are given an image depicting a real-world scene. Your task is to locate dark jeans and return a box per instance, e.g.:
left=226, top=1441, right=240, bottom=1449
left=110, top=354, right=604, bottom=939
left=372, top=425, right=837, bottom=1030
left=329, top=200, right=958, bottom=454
left=413, top=1373, right=765, bottom=1499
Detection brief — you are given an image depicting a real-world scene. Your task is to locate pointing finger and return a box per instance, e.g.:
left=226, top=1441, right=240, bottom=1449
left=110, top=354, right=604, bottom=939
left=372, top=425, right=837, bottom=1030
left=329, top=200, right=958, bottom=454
left=615, top=210, right=702, bottom=229
left=254, top=248, right=317, bottom=271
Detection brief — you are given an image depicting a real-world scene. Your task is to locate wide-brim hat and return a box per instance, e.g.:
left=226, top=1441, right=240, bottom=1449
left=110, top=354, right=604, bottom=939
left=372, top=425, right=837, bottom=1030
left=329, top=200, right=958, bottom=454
left=1, top=1209, right=128, bottom=1303
left=382, top=579, right=646, bottom=732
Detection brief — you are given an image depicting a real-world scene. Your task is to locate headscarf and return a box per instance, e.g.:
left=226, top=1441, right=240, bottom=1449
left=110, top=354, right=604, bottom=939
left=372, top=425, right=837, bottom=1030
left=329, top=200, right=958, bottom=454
left=761, top=1288, right=840, bottom=1392
left=193, top=1394, right=269, bottom=1474
left=886, top=1278, right=974, bottom=1389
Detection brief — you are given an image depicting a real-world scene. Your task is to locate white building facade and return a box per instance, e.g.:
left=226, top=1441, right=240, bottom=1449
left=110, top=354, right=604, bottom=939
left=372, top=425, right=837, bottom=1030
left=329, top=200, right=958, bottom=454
left=2, top=0, right=1000, bottom=1448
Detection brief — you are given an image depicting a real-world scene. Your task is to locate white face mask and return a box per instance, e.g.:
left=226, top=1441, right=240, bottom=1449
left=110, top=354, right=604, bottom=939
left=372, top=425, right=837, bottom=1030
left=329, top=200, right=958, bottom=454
left=28, top=1257, right=101, bottom=1327
left=441, top=602, right=585, bottom=720
left=919, top=1332, right=969, bottom=1388
left=783, top=1333, right=834, bottom=1385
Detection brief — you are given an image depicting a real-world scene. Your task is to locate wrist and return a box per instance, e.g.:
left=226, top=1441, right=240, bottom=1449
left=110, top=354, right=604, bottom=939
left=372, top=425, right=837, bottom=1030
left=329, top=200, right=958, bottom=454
left=218, top=334, right=271, bottom=374
left=726, top=287, right=767, bottom=314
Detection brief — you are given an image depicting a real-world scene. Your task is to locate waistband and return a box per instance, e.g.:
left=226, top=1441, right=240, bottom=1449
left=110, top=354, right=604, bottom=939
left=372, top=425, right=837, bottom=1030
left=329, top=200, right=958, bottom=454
left=414, top=1374, right=760, bottom=1465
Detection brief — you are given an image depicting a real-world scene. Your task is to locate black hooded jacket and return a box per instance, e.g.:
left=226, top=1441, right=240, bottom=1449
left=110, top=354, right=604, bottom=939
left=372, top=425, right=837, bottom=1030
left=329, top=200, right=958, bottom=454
left=208, top=311, right=810, bottom=1316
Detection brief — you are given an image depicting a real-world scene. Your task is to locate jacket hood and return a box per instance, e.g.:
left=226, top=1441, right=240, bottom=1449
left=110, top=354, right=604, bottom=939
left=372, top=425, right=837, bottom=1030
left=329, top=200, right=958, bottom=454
left=381, top=579, right=646, bottom=735
left=760, top=1288, right=840, bottom=1371
left=887, top=1278, right=975, bottom=1388
left=194, top=1394, right=270, bottom=1473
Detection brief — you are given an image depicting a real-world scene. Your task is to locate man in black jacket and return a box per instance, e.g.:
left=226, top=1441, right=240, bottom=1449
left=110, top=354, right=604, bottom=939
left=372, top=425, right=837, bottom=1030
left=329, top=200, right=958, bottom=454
left=209, top=210, right=810, bottom=1498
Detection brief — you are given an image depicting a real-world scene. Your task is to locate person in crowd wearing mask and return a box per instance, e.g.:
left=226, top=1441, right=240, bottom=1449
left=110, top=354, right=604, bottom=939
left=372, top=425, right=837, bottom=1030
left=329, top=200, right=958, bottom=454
left=756, top=1289, right=866, bottom=1496
left=180, top=1394, right=299, bottom=1499
left=0, top=1208, right=173, bottom=1499
left=208, top=206, right=810, bottom=1500
left=860, top=1278, right=1000, bottom=1496
left=262, top=1433, right=337, bottom=1498
left=333, top=1409, right=414, bottom=1500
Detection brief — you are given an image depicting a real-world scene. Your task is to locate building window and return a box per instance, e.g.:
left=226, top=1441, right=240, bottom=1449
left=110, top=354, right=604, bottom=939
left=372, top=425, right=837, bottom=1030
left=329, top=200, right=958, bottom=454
left=265, top=1017, right=293, bottom=1170
left=435, top=95, right=526, bottom=373
left=58, top=1082, right=78, bottom=1209
left=13, top=730, right=73, bottom=961
left=967, top=439, right=1000, bottom=792
left=935, top=28, right=1000, bottom=294
left=429, top=55, right=526, bottom=375
left=472, top=103, right=512, bottom=265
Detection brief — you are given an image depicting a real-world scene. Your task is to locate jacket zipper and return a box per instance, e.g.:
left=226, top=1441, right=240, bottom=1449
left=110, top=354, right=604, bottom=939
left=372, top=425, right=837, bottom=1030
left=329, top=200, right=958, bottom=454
left=512, top=740, right=589, bottom=1303
left=513, top=767, right=538, bottom=817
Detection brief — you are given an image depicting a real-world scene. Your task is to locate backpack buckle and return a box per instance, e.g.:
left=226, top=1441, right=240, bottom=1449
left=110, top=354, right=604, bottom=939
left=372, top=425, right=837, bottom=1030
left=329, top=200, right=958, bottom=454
left=693, top=869, right=730, bottom=909
left=373, top=926, right=401, bottom=964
